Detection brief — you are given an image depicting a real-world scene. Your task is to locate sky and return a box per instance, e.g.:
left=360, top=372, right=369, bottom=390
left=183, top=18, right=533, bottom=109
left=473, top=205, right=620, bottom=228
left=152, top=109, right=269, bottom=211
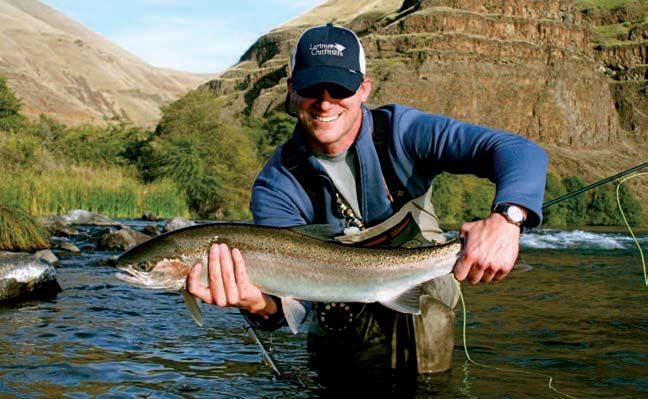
left=40, top=0, right=324, bottom=74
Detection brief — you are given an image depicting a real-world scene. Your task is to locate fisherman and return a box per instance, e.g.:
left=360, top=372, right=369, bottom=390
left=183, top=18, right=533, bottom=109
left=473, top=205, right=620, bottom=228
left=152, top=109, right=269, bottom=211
left=187, top=23, right=548, bottom=376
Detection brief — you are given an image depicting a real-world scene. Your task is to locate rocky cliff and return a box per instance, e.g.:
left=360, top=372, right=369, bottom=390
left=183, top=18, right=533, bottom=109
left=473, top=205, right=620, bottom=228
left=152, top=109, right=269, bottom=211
left=581, top=0, right=647, bottom=142
left=0, top=0, right=211, bottom=127
left=203, top=0, right=646, bottom=201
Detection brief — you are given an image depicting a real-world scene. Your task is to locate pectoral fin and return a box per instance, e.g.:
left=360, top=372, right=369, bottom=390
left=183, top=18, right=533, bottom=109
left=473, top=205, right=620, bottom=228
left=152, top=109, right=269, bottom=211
left=379, top=286, right=422, bottom=315
left=281, top=297, right=306, bottom=334
left=182, top=289, right=203, bottom=326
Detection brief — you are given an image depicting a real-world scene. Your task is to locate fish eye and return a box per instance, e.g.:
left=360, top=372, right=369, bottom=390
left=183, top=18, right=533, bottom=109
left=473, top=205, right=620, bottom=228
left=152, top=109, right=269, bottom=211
left=135, top=261, right=150, bottom=271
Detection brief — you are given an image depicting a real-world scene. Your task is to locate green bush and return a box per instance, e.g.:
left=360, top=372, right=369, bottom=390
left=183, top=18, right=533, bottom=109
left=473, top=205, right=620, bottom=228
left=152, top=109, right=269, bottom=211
left=587, top=182, right=644, bottom=226
left=0, top=131, right=44, bottom=170
left=432, top=173, right=495, bottom=224
left=45, top=122, right=151, bottom=168
left=149, top=87, right=260, bottom=219
left=246, top=112, right=295, bottom=161
left=0, top=76, right=26, bottom=132
left=543, top=173, right=568, bottom=226
left=562, top=176, right=588, bottom=225
left=431, top=173, right=464, bottom=223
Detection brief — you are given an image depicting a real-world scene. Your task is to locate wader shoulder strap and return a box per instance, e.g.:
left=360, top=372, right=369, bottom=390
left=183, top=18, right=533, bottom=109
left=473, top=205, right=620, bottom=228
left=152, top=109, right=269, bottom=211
left=370, top=108, right=411, bottom=210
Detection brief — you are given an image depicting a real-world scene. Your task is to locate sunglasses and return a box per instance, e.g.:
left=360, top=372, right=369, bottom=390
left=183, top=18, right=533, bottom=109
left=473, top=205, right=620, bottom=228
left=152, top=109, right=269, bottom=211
left=295, top=83, right=356, bottom=100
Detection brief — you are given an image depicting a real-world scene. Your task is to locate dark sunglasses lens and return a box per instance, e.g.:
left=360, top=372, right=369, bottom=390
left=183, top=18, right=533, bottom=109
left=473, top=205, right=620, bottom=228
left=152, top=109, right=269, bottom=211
left=297, top=84, right=355, bottom=99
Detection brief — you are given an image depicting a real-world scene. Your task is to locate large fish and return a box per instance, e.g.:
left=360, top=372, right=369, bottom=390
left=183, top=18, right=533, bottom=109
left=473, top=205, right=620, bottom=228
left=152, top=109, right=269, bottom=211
left=115, top=214, right=462, bottom=333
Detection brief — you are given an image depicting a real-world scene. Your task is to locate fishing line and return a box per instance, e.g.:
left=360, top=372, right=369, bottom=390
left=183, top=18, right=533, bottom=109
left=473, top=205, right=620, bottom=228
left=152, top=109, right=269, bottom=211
left=615, top=172, right=647, bottom=287
left=459, top=173, right=648, bottom=399
left=458, top=286, right=579, bottom=398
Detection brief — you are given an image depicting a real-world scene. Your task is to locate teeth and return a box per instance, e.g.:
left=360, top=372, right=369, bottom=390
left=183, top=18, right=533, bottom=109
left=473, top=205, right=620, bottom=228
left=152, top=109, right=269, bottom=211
left=315, top=114, right=339, bottom=122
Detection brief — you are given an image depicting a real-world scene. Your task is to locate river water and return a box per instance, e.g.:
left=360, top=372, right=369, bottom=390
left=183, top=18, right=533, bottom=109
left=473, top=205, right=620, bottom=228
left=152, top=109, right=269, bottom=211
left=1, top=222, right=647, bottom=398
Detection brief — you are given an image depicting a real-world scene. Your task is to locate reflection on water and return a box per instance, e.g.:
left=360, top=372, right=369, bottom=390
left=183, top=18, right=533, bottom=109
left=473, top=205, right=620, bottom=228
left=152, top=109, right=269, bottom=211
left=1, top=226, right=647, bottom=398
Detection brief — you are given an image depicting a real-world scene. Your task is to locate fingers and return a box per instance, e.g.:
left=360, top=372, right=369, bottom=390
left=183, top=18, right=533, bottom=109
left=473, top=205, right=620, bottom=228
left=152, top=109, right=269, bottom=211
left=206, top=243, right=249, bottom=307
left=187, top=263, right=212, bottom=303
left=208, top=244, right=227, bottom=306
left=219, top=244, right=239, bottom=305
left=453, top=243, right=511, bottom=284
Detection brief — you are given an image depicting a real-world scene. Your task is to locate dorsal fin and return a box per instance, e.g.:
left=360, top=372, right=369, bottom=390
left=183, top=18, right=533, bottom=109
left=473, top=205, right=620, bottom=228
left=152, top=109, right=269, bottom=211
left=289, top=224, right=340, bottom=242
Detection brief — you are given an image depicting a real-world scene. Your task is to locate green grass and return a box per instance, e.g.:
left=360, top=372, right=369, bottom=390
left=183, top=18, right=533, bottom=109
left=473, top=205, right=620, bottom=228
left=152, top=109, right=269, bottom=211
left=0, top=203, right=49, bottom=251
left=592, top=16, right=648, bottom=46
left=575, top=0, right=641, bottom=11
left=0, top=167, right=189, bottom=218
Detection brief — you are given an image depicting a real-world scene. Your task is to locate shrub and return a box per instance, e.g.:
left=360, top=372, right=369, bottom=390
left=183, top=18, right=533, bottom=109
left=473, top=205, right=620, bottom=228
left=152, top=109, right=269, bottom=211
left=0, top=76, right=26, bottom=132
left=543, top=173, right=568, bottom=226
left=562, top=176, right=588, bottom=226
left=150, top=87, right=260, bottom=219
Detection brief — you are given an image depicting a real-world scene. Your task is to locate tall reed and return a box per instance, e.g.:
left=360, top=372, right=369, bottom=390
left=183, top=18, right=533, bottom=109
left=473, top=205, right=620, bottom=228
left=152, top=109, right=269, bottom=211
left=0, top=167, right=189, bottom=218
left=0, top=203, right=49, bottom=251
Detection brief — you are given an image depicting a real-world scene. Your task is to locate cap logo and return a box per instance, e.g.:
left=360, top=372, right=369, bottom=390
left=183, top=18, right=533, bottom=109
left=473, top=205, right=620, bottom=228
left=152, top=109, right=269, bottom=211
left=309, top=43, right=346, bottom=57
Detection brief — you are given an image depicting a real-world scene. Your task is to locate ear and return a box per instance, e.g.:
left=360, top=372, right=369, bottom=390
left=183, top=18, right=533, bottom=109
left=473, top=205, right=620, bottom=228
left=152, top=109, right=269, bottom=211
left=358, top=77, right=372, bottom=102
left=285, top=78, right=298, bottom=117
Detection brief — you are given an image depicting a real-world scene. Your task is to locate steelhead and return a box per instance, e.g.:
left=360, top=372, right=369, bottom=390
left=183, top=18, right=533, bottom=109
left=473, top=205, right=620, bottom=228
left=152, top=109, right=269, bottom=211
left=115, top=219, right=462, bottom=333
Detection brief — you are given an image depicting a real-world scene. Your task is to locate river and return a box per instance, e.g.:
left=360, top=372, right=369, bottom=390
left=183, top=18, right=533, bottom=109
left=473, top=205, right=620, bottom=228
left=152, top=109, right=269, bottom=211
left=1, top=222, right=647, bottom=398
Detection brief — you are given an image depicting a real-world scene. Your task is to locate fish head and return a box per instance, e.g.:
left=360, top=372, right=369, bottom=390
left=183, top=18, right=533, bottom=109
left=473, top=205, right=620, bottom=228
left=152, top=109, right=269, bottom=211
left=115, top=233, right=195, bottom=291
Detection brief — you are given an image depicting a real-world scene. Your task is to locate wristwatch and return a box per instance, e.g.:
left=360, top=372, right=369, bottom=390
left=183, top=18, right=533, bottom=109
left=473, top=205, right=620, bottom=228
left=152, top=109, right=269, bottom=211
left=493, top=204, right=526, bottom=230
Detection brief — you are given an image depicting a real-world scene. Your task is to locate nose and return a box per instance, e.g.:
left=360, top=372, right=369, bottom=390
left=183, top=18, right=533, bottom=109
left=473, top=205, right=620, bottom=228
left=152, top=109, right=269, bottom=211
left=316, top=89, right=335, bottom=110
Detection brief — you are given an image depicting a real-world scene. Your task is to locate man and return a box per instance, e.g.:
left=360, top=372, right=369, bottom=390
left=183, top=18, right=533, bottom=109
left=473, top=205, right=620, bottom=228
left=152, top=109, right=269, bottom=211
left=187, top=23, right=548, bottom=374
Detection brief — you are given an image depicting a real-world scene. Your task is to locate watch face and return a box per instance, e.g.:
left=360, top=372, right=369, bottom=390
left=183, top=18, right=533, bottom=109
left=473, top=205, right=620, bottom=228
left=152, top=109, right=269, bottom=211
left=507, top=206, right=525, bottom=223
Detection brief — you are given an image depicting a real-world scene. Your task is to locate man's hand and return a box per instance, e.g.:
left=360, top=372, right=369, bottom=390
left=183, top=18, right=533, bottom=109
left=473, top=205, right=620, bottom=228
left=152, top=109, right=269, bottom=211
left=453, top=212, right=522, bottom=284
left=186, top=243, right=277, bottom=318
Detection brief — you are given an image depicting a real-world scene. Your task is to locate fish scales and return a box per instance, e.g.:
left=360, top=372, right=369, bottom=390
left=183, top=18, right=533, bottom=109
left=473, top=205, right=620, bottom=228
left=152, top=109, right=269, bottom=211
left=116, top=222, right=461, bottom=331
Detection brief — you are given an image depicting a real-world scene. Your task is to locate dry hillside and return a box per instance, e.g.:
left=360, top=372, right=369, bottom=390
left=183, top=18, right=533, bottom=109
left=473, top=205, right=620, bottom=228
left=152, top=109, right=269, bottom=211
left=0, top=0, right=211, bottom=127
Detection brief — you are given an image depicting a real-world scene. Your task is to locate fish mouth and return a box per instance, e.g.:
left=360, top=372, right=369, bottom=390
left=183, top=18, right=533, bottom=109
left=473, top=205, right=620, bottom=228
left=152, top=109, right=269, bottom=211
left=115, top=264, right=185, bottom=290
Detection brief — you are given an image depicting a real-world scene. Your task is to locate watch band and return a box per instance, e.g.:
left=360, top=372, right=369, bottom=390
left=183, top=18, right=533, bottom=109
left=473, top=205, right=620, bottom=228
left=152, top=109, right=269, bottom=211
left=493, top=203, right=526, bottom=232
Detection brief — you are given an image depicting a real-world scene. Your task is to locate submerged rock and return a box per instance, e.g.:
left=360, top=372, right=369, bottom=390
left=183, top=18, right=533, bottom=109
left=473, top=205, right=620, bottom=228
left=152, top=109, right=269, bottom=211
left=141, top=212, right=158, bottom=221
left=45, top=221, right=80, bottom=237
left=34, top=249, right=59, bottom=266
left=42, top=209, right=121, bottom=227
left=0, top=252, right=62, bottom=303
left=50, top=237, right=81, bottom=253
left=164, top=217, right=195, bottom=232
left=142, top=224, right=161, bottom=236
left=98, top=227, right=151, bottom=251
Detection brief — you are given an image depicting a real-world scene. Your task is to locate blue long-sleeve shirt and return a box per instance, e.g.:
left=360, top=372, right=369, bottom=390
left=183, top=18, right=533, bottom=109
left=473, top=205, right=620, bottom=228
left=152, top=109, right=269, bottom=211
left=252, top=104, right=548, bottom=228
left=244, top=104, right=548, bottom=332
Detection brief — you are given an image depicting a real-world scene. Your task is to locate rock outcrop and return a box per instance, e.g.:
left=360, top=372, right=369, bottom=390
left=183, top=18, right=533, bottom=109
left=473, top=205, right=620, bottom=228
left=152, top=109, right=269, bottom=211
left=205, top=0, right=622, bottom=149
left=202, top=0, right=646, bottom=205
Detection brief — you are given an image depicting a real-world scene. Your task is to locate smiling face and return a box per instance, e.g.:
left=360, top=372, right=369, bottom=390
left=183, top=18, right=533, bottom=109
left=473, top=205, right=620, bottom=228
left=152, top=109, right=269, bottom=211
left=289, top=78, right=372, bottom=155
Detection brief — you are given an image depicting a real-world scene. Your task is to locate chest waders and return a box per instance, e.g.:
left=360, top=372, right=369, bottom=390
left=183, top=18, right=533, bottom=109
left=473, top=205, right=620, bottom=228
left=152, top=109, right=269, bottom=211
left=282, top=109, right=458, bottom=373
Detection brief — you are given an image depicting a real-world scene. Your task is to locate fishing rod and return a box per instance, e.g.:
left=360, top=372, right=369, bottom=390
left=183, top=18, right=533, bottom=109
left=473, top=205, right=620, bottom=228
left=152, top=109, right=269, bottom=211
left=241, top=163, right=647, bottom=379
left=542, top=162, right=647, bottom=209
left=243, top=321, right=282, bottom=377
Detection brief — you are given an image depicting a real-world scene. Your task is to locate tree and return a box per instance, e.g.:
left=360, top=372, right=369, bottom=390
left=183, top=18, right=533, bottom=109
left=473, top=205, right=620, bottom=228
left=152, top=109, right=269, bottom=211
left=562, top=176, right=587, bottom=226
left=543, top=173, right=567, bottom=226
left=585, top=183, right=644, bottom=226
left=150, top=87, right=260, bottom=219
left=250, top=112, right=295, bottom=161
left=0, top=76, right=26, bottom=131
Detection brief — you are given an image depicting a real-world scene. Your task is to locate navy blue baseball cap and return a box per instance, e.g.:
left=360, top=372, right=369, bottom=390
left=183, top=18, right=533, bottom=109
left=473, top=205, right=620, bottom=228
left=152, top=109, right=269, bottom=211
left=290, top=23, right=366, bottom=93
